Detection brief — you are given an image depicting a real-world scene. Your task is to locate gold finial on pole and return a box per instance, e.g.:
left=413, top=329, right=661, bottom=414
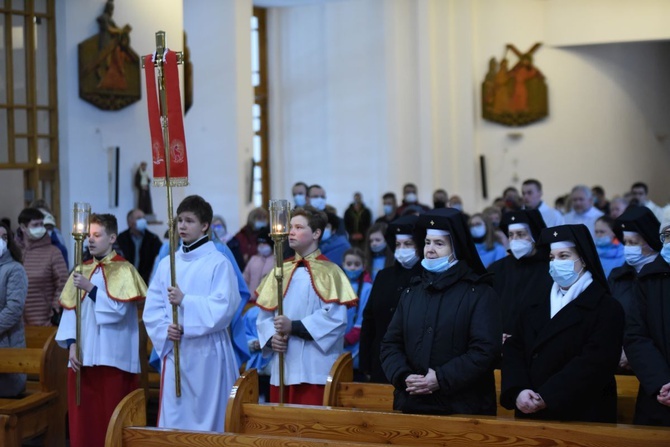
left=72, top=202, right=91, bottom=406
left=269, top=200, right=291, bottom=404
left=153, top=30, right=182, bottom=398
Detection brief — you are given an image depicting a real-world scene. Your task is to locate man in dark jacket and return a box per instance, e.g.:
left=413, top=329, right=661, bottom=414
left=343, top=192, right=372, bottom=250
left=116, top=209, right=162, bottom=284
left=501, top=224, right=624, bottom=423
left=359, top=215, right=421, bottom=383
left=380, top=208, right=500, bottom=415
left=624, top=213, right=670, bottom=426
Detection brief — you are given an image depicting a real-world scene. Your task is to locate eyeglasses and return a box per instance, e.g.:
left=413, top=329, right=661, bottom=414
left=660, top=231, right=670, bottom=244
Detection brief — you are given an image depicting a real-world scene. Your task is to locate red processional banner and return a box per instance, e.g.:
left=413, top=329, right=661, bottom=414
left=143, top=50, right=189, bottom=187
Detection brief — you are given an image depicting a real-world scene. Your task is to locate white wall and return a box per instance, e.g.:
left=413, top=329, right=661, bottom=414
left=57, top=0, right=255, bottom=262
left=473, top=1, right=670, bottom=207
left=57, top=0, right=183, bottom=257
left=269, top=0, right=388, bottom=216
left=268, top=0, right=670, bottom=217
left=546, top=0, right=670, bottom=47
left=183, top=0, right=254, bottom=232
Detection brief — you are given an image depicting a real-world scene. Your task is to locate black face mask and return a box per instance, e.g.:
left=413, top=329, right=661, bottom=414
left=433, top=201, right=446, bottom=209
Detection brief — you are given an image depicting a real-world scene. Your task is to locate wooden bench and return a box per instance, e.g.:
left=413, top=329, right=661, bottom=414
left=105, top=389, right=408, bottom=447
left=0, top=328, right=67, bottom=447
left=323, top=353, right=640, bottom=423
left=226, top=368, right=670, bottom=447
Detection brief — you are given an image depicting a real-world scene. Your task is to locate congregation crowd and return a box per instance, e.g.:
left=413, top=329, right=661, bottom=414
left=1, top=178, right=670, bottom=446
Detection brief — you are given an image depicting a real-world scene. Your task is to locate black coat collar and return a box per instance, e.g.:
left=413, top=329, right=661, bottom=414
left=638, top=255, right=670, bottom=278
left=528, top=281, right=607, bottom=350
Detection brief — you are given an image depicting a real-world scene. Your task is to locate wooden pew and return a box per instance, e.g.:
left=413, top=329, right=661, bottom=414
left=105, top=389, right=409, bottom=447
left=228, top=368, right=670, bottom=447
left=0, top=329, right=67, bottom=447
left=24, top=325, right=69, bottom=439
left=323, top=353, right=640, bottom=423
left=323, top=352, right=395, bottom=412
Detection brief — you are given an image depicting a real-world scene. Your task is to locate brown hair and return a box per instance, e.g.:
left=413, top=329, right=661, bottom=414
left=90, top=213, right=119, bottom=236
left=364, top=222, right=394, bottom=273
left=0, top=222, right=23, bottom=263
left=292, top=206, right=327, bottom=241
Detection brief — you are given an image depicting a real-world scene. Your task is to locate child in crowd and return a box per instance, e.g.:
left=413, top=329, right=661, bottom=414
left=144, top=195, right=241, bottom=431
left=56, top=214, right=146, bottom=447
left=365, top=222, right=394, bottom=281
left=341, top=247, right=372, bottom=377
left=243, top=305, right=271, bottom=402
left=594, top=215, right=624, bottom=278
left=469, top=213, right=507, bottom=268
left=243, top=227, right=274, bottom=295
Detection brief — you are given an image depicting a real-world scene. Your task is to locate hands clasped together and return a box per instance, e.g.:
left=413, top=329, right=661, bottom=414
left=658, top=383, right=670, bottom=407
left=516, top=389, right=546, bottom=414
left=405, top=368, right=439, bottom=395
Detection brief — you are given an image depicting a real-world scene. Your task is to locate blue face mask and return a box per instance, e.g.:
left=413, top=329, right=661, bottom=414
left=624, top=245, right=644, bottom=266
left=321, top=227, right=332, bottom=242
left=421, top=255, right=454, bottom=273
left=310, top=197, right=327, bottom=211
left=549, top=259, right=583, bottom=288
left=594, top=235, right=612, bottom=247
left=470, top=225, right=486, bottom=239
left=370, top=240, right=387, bottom=254
left=383, top=204, right=393, bottom=216
left=661, top=243, right=670, bottom=264
left=294, top=194, right=306, bottom=207
left=254, top=220, right=268, bottom=230
left=344, top=268, right=364, bottom=281
left=135, top=218, right=147, bottom=232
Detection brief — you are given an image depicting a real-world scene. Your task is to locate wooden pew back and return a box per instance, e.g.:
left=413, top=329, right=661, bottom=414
left=324, top=353, right=639, bottom=423
left=0, top=329, right=66, bottom=447
left=106, top=389, right=410, bottom=447
left=229, top=369, right=670, bottom=447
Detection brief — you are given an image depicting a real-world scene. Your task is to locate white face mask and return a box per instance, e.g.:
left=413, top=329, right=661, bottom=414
left=394, top=248, right=419, bottom=269
left=509, top=239, right=534, bottom=259
left=404, top=193, right=418, bottom=203
left=28, top=226, right=47, bottom=240
left=258, top=244, right=272, bottom=257
left=0, top=238, right=7, bottom=257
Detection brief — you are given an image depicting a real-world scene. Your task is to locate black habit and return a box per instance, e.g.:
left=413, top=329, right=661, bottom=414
left=624, top=255, right=670, bottom=426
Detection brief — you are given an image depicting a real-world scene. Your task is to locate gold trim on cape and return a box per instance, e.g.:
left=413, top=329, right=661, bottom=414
left=60, top=250, right=147, bottom=309
left=255, top=249, right=358, bottom=311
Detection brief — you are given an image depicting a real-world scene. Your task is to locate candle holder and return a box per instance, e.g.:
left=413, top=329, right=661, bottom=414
left=268, top=199, right=290, bottom=403
left=72, top=202, right=91, bottom=406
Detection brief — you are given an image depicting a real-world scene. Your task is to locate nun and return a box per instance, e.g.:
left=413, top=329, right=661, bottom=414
left=501, top=224, right=624, bottom=422
left=488, top=209, right=552, bottom=343
left=360, top=214, right=422, bottom=384
left=380, top=208, right=501, bottom=415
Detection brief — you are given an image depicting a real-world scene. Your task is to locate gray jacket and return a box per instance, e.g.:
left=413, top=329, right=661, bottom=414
left=0, top=250, right=28, bottom=396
